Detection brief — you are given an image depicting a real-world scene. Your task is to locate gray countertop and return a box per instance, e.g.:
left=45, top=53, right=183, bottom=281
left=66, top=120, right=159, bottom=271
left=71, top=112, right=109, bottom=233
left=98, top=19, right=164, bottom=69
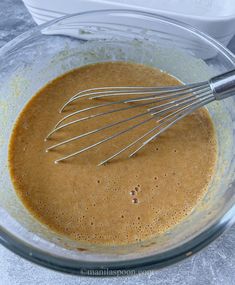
left=0, top=1, right=234, bottom=284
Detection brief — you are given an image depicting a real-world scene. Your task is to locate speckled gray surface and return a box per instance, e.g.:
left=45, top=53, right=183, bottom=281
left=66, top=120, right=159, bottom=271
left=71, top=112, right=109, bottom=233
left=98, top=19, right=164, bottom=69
left=0, top=0, right=234, bottom=284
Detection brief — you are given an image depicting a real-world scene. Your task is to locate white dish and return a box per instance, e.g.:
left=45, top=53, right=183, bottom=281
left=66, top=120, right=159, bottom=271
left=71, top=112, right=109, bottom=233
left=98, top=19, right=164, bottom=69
left=22, top=0, right=235, bottom=47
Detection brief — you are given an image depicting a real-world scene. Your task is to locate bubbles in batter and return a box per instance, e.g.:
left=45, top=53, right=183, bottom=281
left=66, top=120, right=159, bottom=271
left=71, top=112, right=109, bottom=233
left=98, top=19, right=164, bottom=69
left=132, top=198, right=139, bottom=204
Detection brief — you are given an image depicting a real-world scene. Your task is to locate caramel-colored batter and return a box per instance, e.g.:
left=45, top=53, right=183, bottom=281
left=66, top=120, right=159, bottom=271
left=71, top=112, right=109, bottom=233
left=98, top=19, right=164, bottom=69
left=8, top=62, right=217, bottom=245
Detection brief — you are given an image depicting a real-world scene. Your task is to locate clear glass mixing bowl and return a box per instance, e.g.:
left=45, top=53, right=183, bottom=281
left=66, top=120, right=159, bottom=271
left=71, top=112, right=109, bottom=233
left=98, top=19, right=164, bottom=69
left=0, top=10, right=234, bottom=276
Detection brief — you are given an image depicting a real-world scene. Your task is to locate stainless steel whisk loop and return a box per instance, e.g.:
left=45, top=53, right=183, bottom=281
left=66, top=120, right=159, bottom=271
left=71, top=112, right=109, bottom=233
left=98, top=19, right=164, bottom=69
left=46, top=69, right=235, bottom=165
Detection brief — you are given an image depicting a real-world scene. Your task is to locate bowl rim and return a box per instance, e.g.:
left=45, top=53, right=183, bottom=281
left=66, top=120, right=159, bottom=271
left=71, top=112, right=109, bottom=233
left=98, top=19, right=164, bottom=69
left=0, top=9, right=235, bottom=276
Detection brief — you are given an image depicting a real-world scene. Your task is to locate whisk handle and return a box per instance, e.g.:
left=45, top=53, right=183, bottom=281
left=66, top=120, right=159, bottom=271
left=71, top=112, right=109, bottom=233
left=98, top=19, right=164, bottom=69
left=209, top=69, right=235, bottom=100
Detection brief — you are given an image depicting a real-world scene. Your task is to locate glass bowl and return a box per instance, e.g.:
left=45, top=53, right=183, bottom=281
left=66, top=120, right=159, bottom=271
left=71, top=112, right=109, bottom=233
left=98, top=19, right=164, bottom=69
left=0, top=10, right=234, bottom=276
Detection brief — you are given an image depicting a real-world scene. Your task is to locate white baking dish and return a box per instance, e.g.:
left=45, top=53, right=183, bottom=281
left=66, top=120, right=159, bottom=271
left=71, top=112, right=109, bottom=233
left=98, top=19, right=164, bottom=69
left=22, top=0, right=235, bottom=47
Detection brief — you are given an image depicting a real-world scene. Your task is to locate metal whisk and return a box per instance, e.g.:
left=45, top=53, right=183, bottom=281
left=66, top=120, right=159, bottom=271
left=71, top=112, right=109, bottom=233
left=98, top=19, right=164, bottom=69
left=46, top=69, right=235, bottom=165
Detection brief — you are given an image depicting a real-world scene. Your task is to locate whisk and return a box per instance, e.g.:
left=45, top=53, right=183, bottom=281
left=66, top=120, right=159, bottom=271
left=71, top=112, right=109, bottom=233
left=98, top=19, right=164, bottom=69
left=46, top=69, right=235, bottom=165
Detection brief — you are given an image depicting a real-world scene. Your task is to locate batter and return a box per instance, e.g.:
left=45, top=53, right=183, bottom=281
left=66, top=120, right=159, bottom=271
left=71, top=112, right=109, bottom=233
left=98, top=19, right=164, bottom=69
left=8, top=62, right=217, bottom=245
